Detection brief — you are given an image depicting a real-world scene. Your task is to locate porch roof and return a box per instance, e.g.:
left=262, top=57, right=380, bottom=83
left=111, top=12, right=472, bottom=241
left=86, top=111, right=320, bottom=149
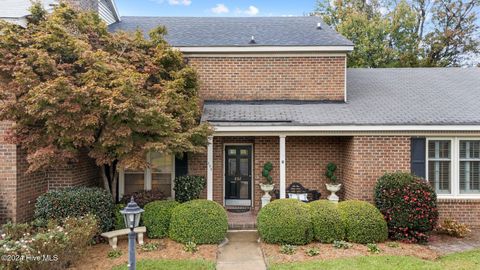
left=202, top=68, right=480, bottom=128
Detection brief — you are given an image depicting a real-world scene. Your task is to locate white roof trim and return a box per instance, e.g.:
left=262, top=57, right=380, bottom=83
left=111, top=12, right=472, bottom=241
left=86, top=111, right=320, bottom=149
left=213, top=125, right=480, bottom=132
left=178, top=46, right=354, bottom=53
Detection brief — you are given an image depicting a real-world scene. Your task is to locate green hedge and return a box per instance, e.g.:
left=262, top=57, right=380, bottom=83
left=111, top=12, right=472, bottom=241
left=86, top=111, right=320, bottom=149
left=309, top=200, right=345, bottom=243
left=143, top=200, right=180, bottom=238
left=337, top=200, right=388, bottom=244
left=257, top=199, right=313, bottom=245
left=34, top=187, right=115, bottom=232
left=114, top=204, right=126, bottom=230
left=174, top=175, right=206, bottom=203
left=169, top=199, right=227, bottom=244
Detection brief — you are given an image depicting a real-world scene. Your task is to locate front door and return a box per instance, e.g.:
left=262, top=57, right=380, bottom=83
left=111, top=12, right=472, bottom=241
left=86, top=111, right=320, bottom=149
left=225, top=145, right=252, bottom=206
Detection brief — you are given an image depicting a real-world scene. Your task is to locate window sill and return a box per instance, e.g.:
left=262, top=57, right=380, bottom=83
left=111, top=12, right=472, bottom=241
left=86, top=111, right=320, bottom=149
left=437, top=196, right=480, bottom=202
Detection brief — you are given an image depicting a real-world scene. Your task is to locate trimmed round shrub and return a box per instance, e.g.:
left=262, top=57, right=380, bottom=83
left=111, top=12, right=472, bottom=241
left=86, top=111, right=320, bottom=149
left=114, top=204, right=126, bottom=230
left=34, top=187, right=115, bottom=232
left=169, top=199, right=227, bottom=244
left=374, top=172, right=438, bottom=243
left=174, top=175, right=206, bottom=203
left=309, top=200, right=345, bottom=243
left=337, top=200, right=388, bottom=244
left=143, top=200, right=180, bottom=238
left=257, top=199, right=313, bottom=245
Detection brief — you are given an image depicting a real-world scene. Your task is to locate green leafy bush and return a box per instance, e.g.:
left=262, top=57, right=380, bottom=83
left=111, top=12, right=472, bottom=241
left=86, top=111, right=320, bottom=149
left=333, top=240, right=352, bottom=249
left=338, top=200, right=388, bottom=244
left=169, top=199, right=227, bottom=244
left=34, top=187, right=115, bottom=232
left=114, top=204, right=126, bottom=230
left=183, top=241, right=198, bottom=253
left=0, top=215, right=98, bottom=270
left=309, top=200, right=345, bottom=243
left=374, top=172, right=438, bottom=243
left=108, top=249, right=122, bottom=259
left=367, top=243, right=381, bottom=254
left=257, top=199, right=313, bottom=245
left=174, top=175, right=206, bottom=203
left=279, top=244, right=297, bottom=255
left=120, top=190, right=165, bottom=208
left=141, top=242, right=161, bottom=252
left=306, top=247, right=320, bottom=257
left=143, top=200, right=180, bottom=238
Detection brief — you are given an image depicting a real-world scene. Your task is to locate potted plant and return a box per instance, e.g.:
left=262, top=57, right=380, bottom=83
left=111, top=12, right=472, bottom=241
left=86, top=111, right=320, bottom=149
left=325, top=162, right=341, bottom=202
left=260, top=162, right=274, bottom=207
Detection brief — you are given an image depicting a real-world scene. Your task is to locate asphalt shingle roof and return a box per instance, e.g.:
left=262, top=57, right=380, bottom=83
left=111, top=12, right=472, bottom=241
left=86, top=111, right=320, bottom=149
left=202, top=68, right=480, bottom=126
left=108, top=16, right=353, bottom=47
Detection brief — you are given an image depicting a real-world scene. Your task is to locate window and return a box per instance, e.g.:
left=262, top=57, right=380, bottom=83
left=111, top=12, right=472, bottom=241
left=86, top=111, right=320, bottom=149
left=426, top=138, right=480, bottom=198
left=427, top=140, right=451, bottom=194
left=459, top=141, right=480, bottom=194
left=120, top=152, right=175, bottom=198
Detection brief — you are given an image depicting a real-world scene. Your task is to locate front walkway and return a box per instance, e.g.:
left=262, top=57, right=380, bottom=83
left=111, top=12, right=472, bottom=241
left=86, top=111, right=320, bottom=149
left=217, top=231, right=266, bottom=270
left=428, top=230, right=480, bottom=254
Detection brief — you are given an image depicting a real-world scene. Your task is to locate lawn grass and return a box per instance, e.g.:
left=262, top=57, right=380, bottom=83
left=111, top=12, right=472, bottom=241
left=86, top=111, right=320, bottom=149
left=111, top=259, right=215, bottom=270
left=269, top=249, right=480, bottom=270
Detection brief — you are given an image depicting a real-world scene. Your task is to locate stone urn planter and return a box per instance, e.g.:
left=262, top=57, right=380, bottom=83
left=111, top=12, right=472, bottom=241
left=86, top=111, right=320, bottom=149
left=326, top=183, right=341, bottom=203
left=260, top=183, right=275, bottom=208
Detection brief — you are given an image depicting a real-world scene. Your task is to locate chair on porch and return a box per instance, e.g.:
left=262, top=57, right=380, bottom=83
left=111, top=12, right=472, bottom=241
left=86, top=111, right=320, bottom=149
left=274, top=182, right=320, bottom=202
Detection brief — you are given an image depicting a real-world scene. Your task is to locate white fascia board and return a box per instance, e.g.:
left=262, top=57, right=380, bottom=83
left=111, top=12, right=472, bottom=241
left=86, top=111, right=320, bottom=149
left=108, top=0, right=121, bottom=22
left=213, top=125, right=480, bottom=133
left=178, top=46, right=354, bottom=53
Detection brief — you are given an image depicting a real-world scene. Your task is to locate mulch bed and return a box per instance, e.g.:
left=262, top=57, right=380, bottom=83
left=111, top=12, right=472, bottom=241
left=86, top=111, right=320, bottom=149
left=261, top=241, right=439, bottom=265
left=70, top=237, right=218, bottom=270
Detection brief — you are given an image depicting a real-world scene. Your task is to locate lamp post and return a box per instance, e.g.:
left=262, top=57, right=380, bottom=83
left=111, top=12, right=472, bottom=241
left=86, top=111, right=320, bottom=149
left=120, top=197, right=144, bottom=270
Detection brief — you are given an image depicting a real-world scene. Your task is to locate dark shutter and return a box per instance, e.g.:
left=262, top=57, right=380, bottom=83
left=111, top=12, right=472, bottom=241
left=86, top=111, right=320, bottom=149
left=175, top=154, right=188, bottom=177
left=411, top=137, right=426, bottom=178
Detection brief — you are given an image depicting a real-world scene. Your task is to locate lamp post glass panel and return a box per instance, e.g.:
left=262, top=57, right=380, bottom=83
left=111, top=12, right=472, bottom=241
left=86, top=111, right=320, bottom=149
left=120, top=197, right=144, bottom=270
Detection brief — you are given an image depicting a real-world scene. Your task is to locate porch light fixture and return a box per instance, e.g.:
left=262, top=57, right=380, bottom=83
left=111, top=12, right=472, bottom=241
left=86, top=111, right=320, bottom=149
left=121, top=197, right=144, bottom=270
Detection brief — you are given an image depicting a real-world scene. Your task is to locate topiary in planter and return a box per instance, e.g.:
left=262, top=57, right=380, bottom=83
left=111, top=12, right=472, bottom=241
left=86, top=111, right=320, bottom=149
left=34, top=187, right=115, bottom=232
left=337, top=200, right=388, bottom=244
left=143, top=200, right=180, bottom=238
left=374, top=172, right=438, bottom=243
left=309, top=200, right=345, bottom=243
left=169, top=199, right=228, bottom=244
left=257, top=199, right=313, bottom=245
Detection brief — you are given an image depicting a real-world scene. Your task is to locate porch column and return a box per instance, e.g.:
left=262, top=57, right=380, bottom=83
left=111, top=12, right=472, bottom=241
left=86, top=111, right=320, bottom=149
left=279, top=135, right=286, bottom=199
left=207, top=136, right=214, bottom=200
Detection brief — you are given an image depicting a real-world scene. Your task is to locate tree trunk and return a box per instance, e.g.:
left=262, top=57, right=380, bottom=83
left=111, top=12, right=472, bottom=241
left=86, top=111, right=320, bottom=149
left=101, top=166, right=112, bottom=195
left=101, top=163, right=119, bottom=202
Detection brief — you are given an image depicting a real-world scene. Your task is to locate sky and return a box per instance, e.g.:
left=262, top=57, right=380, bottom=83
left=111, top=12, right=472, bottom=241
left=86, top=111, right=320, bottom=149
left=114, top=0, right=318, bottom=17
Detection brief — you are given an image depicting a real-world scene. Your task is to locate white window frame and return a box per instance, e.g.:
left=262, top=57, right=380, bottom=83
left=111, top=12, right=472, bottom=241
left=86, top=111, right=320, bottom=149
left=426, top=137, right=480, bottom=199
left=119, top=153, right=175, bottom=199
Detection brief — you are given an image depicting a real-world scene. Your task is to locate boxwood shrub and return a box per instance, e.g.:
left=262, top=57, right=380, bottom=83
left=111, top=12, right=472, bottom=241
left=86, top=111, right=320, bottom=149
left=337, top=200, right=388, bottom=244
left=114, top=204, right=126, bottom=230
left=34, top=187, right=115, bottom=232
left=169, top=199, right=227, bottom=244
left=143, top=200, right=180, bottom=238
left=309, top=200, right=345, bottom=243
left=374, top=172, right=438, bottom=243
left=257, top=199, right=313, bottom=245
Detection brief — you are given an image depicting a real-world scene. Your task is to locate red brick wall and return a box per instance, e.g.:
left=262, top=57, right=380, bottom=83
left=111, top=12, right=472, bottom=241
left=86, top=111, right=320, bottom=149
left=189, top=56, right=346, bottom=101
left=437, top=199, right=480, bottom=228
left=343, top=136, right=411, bottom=201
left=0, top=122, right=18, bottom=223
left=286, top=136, right=346, bottom=200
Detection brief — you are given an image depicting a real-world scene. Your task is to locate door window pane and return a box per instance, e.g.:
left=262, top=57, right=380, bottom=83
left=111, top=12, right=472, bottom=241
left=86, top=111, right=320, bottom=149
left=228, top=158, right=236, bottom=176
left=240, top=158, right=249, bottom=176
left=460, top=141, right=480, bottom=194
left=428, top=140, right=451, bottom=194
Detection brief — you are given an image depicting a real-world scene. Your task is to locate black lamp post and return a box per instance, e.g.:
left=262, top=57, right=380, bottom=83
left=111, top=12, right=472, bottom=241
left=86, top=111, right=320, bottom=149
left=120, top=197, right=144, bottom=270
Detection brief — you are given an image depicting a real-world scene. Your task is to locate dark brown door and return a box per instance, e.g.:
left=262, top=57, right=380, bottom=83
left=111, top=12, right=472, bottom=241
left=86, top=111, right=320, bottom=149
left=225, top=146, right=252, bottom=200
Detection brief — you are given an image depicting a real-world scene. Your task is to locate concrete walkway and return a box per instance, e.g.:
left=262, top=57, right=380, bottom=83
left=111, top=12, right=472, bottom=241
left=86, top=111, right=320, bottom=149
left=428, top=230, right=480, bottom=255
left=217, top=231, right=266, bottom=270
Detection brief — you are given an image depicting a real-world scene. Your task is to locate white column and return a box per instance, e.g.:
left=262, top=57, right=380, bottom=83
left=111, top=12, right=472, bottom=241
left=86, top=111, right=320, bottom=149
left=118, top=168, right=125, bottom=198
left=145, top=152, right=152, bottom=191
left=279, top=135, right=286, bottom=199
left=207, top=136, right=214, bottom=200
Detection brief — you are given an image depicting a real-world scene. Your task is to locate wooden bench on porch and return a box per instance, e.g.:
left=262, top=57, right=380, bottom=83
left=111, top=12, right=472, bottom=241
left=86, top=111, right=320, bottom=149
left=274, top=182, right=320, bottom=202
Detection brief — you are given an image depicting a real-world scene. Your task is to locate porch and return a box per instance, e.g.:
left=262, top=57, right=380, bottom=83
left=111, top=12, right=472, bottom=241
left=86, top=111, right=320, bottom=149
left=194, top=135, right=411, bottom=211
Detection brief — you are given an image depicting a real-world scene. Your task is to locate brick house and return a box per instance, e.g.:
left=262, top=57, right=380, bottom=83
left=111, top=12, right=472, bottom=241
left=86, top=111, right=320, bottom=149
left=2, top=4, right=480, bottom=227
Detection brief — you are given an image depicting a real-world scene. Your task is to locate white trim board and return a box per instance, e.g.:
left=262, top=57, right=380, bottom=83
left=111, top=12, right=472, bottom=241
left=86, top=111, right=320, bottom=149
left=213, top=125, right=480, bottom=133
left=178, top=46, right=354, bottom=53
